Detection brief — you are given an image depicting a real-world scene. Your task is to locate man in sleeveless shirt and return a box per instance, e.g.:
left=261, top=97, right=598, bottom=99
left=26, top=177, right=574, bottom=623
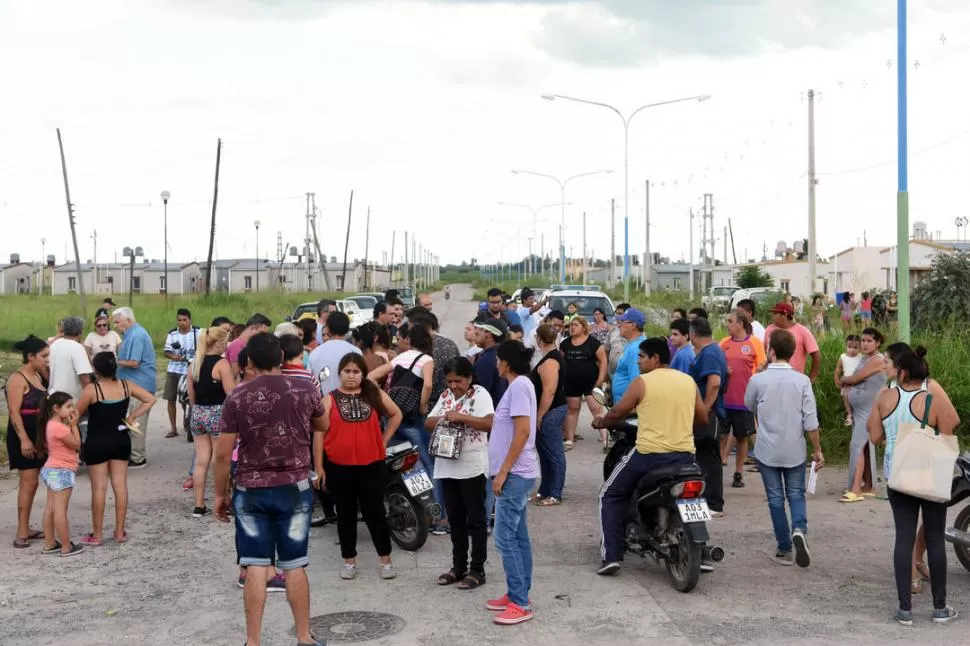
left=593, top=338, right=708, bottom=575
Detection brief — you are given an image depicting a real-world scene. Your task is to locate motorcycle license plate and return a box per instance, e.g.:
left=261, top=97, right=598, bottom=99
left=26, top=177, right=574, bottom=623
left=403, top=467, right=434, bottom=496
left=676, top=499, right=712, bottom=523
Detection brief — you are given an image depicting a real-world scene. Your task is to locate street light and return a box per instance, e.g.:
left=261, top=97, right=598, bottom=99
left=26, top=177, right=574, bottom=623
left=254, top=220, right=261, bottom=293
left=160, top=190, right=171, bottom=302
left=541, top=92, right=710, bottom=300
left=497, top=201, right=570, bottom=277
left=510, top=169, right=612, bottom=283
left=123, top=245, right=144, bottom=307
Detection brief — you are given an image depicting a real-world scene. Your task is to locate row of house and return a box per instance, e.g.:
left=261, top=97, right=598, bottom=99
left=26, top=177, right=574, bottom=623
left=0, top=258, right=394, bottom=296
left=582, top=238, right=963, bottom=299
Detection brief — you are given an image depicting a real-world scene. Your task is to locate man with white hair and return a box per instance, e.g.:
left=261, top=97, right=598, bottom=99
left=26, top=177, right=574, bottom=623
left=113, top=307, right=157, bottom=469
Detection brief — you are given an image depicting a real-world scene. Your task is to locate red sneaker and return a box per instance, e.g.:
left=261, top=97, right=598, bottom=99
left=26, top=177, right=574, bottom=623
left=486, top=594, right=509, bottom=611
left=493, top=603, right=533, bottom=625
left=182, top=477, right=193, bottom=491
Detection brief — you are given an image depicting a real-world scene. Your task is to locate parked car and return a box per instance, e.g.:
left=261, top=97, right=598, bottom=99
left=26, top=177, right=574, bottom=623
left=730, top=287, right=778, bottom=311
left=702, top=285, right=740, bottom=313
left=290, top=299, right=364, bottom=329
left=544, top=284, right=617, bottom=324
left=346, top=294, right=378, bottom=322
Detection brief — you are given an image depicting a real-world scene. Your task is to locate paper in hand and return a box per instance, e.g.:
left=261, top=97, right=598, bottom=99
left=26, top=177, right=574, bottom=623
left=807, top=460, right=819, bottom=495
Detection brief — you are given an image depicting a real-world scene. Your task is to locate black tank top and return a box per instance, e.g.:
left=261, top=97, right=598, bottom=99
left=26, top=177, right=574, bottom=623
left=530, top=350, right=567, bottom=410
left=194, top=355, right=227, bottom=406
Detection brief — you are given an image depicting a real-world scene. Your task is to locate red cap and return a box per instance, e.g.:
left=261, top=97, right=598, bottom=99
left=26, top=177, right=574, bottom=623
left=769, top=302, right=795, bottom=316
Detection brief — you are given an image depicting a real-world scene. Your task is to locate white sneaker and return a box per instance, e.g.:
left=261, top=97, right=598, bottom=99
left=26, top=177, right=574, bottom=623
left=380, top=563, right=396, bottom=580
left=340, top=563, right=357, bottom=580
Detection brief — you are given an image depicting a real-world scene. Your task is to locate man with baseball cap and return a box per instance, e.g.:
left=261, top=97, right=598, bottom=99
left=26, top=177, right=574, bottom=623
left=764, top=302, right=821, bottom=383
left=473, top=318, right=508, bottom=407
left=95, top=297, right=117, bottom=320
left=610, top=308, right=647, bottom=404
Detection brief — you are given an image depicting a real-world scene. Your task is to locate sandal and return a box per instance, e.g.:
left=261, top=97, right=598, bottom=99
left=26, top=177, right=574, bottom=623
left=537, top=497, right=562, bottom=507
left=916, top=560, right=930, bottom=581
left=457, top=572, right=485, bottom=590
left=563, top=441, right=574, bottom=451
left=839, top=492, right=865, bottom=503
left=12, top=537, right=30, bottom=549
left=113, top=532, right=129, bottom=544
left=529, top=493, right=544, bottom=503
left=911, top=577, right=924, bottom=594
left=80, top=533, right=103, bottom=547
left=575, top=433, right=585, bottom=441
left=436, top=569, right=464, bottom=586
left=26, top=529, right=44, bottom=541
left=165, top=430, right=178, bottom=438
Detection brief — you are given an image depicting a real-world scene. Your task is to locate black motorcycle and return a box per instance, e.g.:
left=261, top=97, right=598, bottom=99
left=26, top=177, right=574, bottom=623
left=944, top=453, right=970, bottom=570
left=599, top=409, right=724, bottom=593
left=384, top=440, right=441, bottom=551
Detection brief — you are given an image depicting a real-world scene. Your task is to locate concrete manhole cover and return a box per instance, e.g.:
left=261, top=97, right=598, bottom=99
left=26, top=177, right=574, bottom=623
left=307, top=611, right=405, bottom=643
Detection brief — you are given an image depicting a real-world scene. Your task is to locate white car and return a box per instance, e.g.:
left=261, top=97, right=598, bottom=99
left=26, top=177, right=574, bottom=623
left=544, top=284, right=617, bottom=323
left=346, top=295, right=378, bottom=323
left=336, top=299, right=364, bottom=329
left=730, top=287, right=777, bottom=311
left=703, top=286, right=740, bottom=312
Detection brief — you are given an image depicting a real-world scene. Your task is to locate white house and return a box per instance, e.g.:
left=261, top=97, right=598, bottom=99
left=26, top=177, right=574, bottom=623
left=0, top=260, right=36, bottom=294
left=52, top=262, right=202, bottom=295
left=755, top=259, right=831, bottom=299
left=829, top=246, right=883, bottom=296
left=879, top=240, right=954, bottom=290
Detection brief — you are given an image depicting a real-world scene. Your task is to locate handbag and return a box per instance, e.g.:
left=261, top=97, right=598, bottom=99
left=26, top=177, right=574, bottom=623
left=387, top=353, right=426, bottom=416
left=430, top=420, right=464, bottom=460
left=888, top=394, right=959, bottom=503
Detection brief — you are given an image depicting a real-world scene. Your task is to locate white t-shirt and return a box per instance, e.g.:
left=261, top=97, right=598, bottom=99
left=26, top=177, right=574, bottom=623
left=164, top=327, right=199, bottom=375
left=840, top=353, right=863, bottom=377
left=48, top=338, right=94, bottom=400
left=390, top=349, right=433, bottom=378
left=428, top=384, right=494, bottom=480
left=84, top=331, right=122, bottom=357
left=752, top=320, right=766, bottom=345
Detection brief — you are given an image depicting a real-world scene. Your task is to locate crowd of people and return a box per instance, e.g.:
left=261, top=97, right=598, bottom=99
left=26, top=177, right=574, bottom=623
left=4, top=285, right=963, bottom=643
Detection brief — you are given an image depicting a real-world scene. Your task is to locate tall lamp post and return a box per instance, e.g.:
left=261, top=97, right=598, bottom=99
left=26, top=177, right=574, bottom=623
left=160, top=191, right=170, bottom=302
left=123, top=245, right=144, bottom=307
left=510, top=169, right=612, bottom=284
left=541, top=92, right=710, bottom=301
left=254, top=220, right=261, bottom=293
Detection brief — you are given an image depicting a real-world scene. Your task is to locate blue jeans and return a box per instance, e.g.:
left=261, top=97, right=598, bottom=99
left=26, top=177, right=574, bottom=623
left=233, top=479, right=314, bottom=570
left=757, top=461, right=807, bottom=552
left=393, top=420, right=446, bottom=521
left=536, top=405, right=567, bottom=499
left=492, top=474, right=536, bottom=608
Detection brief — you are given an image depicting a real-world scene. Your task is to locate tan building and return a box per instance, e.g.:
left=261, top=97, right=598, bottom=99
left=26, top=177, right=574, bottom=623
left=0, top=260, right=37, bottom=295
left=52, top=262, right=202, bottom=296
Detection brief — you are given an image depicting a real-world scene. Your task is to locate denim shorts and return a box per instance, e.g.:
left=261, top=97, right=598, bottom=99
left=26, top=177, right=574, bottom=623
left=41, top=467, right=76, bottom=492
left=233, top=479, right=314, bottom=570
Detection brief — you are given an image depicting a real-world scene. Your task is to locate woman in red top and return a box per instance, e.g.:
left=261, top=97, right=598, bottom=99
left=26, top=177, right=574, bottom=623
left=315, top=353, right=403, bottom=581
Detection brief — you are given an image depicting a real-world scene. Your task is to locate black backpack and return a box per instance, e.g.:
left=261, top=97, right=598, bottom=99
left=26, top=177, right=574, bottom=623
left=387, top=353, right=427, bottom=416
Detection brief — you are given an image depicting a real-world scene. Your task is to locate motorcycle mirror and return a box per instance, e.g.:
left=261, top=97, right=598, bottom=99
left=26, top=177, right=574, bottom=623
left=591, top=387, right=607, bottom=407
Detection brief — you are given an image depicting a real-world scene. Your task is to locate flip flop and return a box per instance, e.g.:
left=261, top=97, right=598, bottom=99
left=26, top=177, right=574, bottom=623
left=113, top=532, right=129, bottom=544
left=26, top=529, right=44, bottom=541
left=12, top=538, right=30, bottom=549
left=839, top=492, right=865, bottom=503
left=165, top=430, right=178, bottom=438
left=860, top=491, right=877, bottom=498
left=537, top=497, right=562, bottom=507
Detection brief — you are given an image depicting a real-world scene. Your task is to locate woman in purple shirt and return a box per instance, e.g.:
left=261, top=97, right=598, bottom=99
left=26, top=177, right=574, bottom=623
left=486, top=341, right=539, bottom=627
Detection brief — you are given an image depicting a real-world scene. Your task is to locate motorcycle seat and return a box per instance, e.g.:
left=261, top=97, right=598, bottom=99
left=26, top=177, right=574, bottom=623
left=636, top=462, right=703, bottom=491
left=386, top=441, right=415, bottom=457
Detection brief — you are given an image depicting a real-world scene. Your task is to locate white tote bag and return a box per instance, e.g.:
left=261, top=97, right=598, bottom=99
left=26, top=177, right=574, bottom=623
left=888, top=394, right=959, bottom=503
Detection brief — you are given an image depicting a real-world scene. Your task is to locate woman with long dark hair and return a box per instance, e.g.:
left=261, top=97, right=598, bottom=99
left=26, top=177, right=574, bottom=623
left=317, top=353, right=403, bottom=581
left=75, top=352, right=156, bottom=544
left=425, top=357, right=495, bottom=589
left=838, top=327, right=886, bottom=503
left=6, top=335, right=50, bottom=548
left=530, top=324, right=568, bottom=505
left=560, top=316, right=607, bottom=450
left=868, top=346, right=960, bottom=625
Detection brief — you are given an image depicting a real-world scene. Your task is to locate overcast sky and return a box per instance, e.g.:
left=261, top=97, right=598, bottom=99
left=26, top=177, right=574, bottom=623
left=3, top=0, right=970, bottom=268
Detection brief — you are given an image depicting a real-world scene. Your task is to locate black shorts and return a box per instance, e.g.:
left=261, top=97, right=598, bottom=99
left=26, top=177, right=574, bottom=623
left=722, top=410, right=756, bottom=440
left=564, top=378, right=596, bottom=399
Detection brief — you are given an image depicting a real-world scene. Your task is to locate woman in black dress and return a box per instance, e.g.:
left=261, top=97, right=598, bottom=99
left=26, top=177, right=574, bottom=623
left=6, top=335, right=50, bottom=548
left=75, top=352, right=156, bottom=545
left=559, top=316, right=608, bottom=451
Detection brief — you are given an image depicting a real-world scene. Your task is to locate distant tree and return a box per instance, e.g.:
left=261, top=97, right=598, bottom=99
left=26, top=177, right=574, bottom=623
left=736, top=265, right=775, bottom=289
left=460, top=260, right=468, bottom=268
left=912, top=251, right=970, bottom=332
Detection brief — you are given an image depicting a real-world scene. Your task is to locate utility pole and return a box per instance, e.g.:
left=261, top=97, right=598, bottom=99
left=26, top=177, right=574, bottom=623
left=309, top=193, right=332, bottom=291
left=340, top=190, right=353, bottom=292
left=91, top=229, right=97, bottom=294
left=643, top=180, right=652, bottom=295
left=57, top=128, right=87, bottom=314
left=701, top=193, right=715, bottom=293
left=728, top=218, right=737, bottom=265
left=807, top=88, right=818, bottom=295
left=724, top=226, right=728, bottom=264
left=688, top=208, right=695, bottom=298
left=896, top=0, right=911, bottom=342
left=404, top=232, right=409, bottom=287
left=363, top=206, right=371, bottom=291
left=610, top=198, right=616, bottom=288
left=390, top=231, right=397, bottom=286
left=582, top=211, right=588, bottom=286
left=304, top=193, right=312, bottom=292
left=203, top=138, right=221, bottom=295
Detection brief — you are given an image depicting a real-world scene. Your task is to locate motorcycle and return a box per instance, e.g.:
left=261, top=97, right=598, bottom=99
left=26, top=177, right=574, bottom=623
left=944, top=453, right=970, bottom=570
left=314, top=366, right=440, bottom=552
left=385, top=439, right=441, bottom=551
left=594, top=389, right=724, bottom=593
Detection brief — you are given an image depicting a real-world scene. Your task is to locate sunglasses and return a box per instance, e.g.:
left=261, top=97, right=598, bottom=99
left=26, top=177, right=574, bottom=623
left=96, top=323, right=108, bottom=328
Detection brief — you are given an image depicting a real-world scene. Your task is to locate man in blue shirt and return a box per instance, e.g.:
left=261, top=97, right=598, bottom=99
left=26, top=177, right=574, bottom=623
left=687, top=316, right=728, bottom=516
left=113, top=306, right=157, bottom=468
left=669, top=318, right=695, bottom=374
left=610, top=308, right=647, bottom=403
left=473, top=318, right=508, bottom=406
